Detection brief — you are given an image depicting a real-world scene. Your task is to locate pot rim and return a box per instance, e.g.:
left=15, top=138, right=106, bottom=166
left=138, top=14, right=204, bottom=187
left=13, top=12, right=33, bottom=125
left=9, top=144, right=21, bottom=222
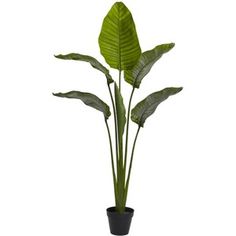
left=107, top=207, right=134, bottom=215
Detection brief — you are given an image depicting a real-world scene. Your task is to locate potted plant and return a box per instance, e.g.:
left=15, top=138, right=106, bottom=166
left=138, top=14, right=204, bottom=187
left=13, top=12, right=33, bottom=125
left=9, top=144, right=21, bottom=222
left=53, top=2, right=182, bottom=235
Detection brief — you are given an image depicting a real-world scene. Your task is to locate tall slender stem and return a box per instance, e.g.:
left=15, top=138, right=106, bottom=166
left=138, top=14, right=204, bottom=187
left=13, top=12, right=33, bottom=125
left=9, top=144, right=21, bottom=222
left=107, top=83, right=119, bottom=171
left=124, top=87, right=135, bottom=175
left=117, top=69, right=125, bottom=212
left=105, top=118, right=117, bottom=204
left=124, top=126, right=141, bottom=205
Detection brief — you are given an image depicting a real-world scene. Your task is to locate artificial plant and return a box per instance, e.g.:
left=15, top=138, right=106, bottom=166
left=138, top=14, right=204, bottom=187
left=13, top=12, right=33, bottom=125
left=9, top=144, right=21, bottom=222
left=53, top=2, right=182, bottom=213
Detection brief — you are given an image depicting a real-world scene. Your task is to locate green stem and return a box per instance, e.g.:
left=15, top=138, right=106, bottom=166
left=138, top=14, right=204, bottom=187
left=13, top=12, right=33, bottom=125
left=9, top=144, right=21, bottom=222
left=104, top=118, right=117, bottom=205
left=124, top=87, right=135, bottom=177
left=124, top=126, right=141, bottom=205
left=117, top=69, right=125, bottom=212
left=107, top=83, right=119, bottom=173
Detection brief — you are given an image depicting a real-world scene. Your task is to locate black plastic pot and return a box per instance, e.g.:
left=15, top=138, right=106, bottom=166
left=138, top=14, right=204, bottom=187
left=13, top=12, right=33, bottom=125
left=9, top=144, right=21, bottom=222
left=107, top=207, right=134, bottom=235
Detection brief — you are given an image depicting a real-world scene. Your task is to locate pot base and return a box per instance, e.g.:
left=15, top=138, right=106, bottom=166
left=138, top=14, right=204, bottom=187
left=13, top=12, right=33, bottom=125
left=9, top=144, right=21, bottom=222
left=107, top=207, right=134, bottom=235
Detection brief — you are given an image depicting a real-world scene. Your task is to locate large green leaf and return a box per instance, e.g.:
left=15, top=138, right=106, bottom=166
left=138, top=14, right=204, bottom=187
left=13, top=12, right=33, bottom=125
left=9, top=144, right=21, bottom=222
left=99, top=2, right=141, bottom=70
left=114, top=82, right=126, bottom=139
left=53, top=91, right=111, bottom=119
left=125, top=43, right=175, bottom=88
left=54, top=53, right=113, bottom=84
left=131, top=87, right=183, bottom=127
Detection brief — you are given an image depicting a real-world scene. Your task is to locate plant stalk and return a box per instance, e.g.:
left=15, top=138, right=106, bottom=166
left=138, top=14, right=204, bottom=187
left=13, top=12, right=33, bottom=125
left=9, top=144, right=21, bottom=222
left=124, top=87, right=135, bottom=176
left=107, top=83, right=119, bottom=173
left=116, top=69, right=125, bottom=213
left=124, top=126, right=141, bottom=205
left=108, top=81, right=124, bottom=212
left=105, top=118, right=117, bottom=205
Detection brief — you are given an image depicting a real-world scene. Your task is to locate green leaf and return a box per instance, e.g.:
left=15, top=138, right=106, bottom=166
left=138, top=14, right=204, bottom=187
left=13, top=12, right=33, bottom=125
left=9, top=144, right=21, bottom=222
left=131, top=87, right=183, bottom=127
left=53, top=91, right=111, bottom=119
left=54, top=53, right=113, bottom=84
left=125, top=43, right=175, bottom=88
left=99, top=2, right=141, bottom=70
left=114, top=82, right=126, bottom=142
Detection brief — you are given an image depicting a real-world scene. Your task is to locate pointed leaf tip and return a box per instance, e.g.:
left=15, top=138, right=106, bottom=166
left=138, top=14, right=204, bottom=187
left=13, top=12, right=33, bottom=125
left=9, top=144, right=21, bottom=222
left=53, top=92, right=62, bottom=97
left=113, top=2, right=125, bottom=6
left=169, top=43, right=175, bottom=49
left=54, top=54, right=62, bottom=59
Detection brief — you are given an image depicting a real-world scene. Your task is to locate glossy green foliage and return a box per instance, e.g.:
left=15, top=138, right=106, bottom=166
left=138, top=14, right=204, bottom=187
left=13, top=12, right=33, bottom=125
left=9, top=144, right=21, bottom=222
left=53, top=91, right=111, bottom=119
left=55, top=53, right=113, bottom=84
left=131, top=87, right=183, bottom=127
left=125, top=43, right=175, bottom=88
left=99, top=2, right=141, bottom=70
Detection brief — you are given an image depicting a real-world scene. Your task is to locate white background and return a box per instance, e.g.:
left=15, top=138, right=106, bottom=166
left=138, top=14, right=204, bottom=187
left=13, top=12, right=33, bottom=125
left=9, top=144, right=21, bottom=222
left=0, top=0, right=236, bottom=235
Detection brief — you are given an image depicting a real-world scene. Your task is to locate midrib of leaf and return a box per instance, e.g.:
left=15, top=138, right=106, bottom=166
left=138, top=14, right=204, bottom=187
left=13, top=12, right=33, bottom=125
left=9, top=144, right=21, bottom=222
left=118, top=4, right=121, bottom=71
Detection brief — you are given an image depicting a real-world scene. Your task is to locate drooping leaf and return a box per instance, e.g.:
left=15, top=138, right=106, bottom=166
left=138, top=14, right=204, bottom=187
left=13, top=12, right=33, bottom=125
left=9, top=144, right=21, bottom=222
left=53, top=91, right=111, bottom=119
left=114, top=82, right=126, bottom=139
left=99, top=2, right=141, bottom=70
left=125, top=43, right=175, bottom=88
left=131, top=87, right=183, bottom=127
left=54, top=53, right=113, bottom=83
